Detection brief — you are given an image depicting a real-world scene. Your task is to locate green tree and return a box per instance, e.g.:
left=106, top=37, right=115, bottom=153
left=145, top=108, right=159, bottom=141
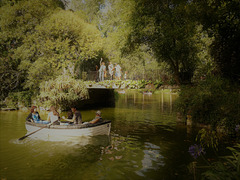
left=15, top=9, right=102, bottom=90
left=192, top=0, right=240, bottom=83
left=120, top=45, right=164, bottom=80
left=101, top=0, right=162, bottom=79
left=69, top=0, right=163, bottom=80
left=102, top=0, right=135, bottom=59
left=0, top=0, right=63, bottom=100
left=70, top=0, right=104, bottom=25
left=0, top=58, right=22, bottom=100
left=126, top=0, right=200, bottom=84
left=192, top=26, right=215, bottom=82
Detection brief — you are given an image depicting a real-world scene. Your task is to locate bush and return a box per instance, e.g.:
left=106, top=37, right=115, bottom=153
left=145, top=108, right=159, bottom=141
left=154, top=80, right=163, bottom=89
left=4, top=91, right=32, bottom=108
left=176, top=76, right=240, bottom=131
left=202, top=144, right=240, bottom=179
left=39, top=75, right=89, bottom=110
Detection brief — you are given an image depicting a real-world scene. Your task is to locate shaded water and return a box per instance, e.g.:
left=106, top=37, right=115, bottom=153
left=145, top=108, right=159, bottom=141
left=0, top=90, right=227, bottom=179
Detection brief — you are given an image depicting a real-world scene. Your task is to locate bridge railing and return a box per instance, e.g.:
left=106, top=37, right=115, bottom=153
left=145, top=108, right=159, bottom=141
left=83, top=70, right=167, bottom=81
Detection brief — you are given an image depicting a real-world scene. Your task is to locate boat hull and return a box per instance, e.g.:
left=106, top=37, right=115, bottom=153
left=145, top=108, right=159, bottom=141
left=25, top=121, right=111, bottom=141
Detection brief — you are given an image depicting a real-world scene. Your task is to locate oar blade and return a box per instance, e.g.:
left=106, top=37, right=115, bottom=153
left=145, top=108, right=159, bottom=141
left=18, top=136, right=27, bottom=141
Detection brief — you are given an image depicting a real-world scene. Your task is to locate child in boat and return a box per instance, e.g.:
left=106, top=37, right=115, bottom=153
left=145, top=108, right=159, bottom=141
left=26, top=106, right=49, bottom=124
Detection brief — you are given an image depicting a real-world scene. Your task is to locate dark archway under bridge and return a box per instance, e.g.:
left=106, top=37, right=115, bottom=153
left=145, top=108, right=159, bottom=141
left=74, top=88, right=115, bottom=110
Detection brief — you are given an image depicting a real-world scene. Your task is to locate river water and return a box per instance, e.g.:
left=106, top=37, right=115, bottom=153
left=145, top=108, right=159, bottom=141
left=0, top=90, right=229, bottom=179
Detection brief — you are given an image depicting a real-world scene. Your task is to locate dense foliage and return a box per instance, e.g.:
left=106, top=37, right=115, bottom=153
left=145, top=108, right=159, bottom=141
left=39, top=75, right=89, bottom=110
left=0, top=0, right=62, bottom=100
left=4, top=91, right=32, bottom=108
left=188, top=134, right=240, bottom=179
left=16, top=9, right=102, bottom=90
left=0, top=0, right=102, bottom=102
left=192, top=0, right=240, bottom=83
left=128, top=0, right=200, bottom=85
left=176, top=76, right=240, bottom=131
left=71, top=0, right=165, bottom=82
left=127, top=0, right=240, bottom=84
left=202, top=144, right=240, bottom=179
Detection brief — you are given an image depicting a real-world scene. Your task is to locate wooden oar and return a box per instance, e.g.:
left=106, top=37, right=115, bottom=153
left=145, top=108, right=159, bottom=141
left=18, top=120, right=58, bottom=141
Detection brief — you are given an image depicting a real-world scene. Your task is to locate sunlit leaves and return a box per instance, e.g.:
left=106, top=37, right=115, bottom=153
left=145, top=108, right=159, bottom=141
left=0, top=0, right=60, bottom=40
left=39, top=75, right=89, bottom=109
left=128, top=0, right=199, bottom=84
left=15, top=9, right=103, bottom=90
left=0, top=0, right=63, bottom=100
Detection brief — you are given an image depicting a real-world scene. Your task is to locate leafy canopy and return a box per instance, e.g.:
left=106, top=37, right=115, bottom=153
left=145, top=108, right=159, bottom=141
left=0, top=0, right=63, bottom=100
left=15, top=9, right=102, bottom=90
left=127, top=0, right=200, bottom=84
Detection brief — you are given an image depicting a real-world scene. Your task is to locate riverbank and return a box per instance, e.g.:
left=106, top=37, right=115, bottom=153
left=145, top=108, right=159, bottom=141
left=1, top=79, right=180, bottom=110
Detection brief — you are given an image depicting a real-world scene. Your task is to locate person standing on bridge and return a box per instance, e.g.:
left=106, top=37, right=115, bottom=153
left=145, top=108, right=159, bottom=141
left=108, top=62, right=114, bottom=80
left=99, top=58, right=106, bottom=81
left=115, top=64, right=122, bottom=80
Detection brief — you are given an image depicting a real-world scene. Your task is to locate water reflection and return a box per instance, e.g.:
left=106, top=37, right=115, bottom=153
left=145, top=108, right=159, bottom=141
left=136, top=142, right=164, bottom=176
left=116, top=90, right=178, bottom=113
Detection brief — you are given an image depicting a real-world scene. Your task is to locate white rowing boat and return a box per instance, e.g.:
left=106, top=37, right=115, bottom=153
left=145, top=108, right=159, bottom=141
left=24, top=120, right=111, bottom=141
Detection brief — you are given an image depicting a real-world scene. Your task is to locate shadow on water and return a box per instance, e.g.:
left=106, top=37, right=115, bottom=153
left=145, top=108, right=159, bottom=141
left=74, top=88, right=116, bottom=110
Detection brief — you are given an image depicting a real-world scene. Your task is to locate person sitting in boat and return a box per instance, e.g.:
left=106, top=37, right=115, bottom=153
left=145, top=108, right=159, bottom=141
left=26, top=106, right=49, bottom=124
left=47, top=106, right=60, bottom=125
left=89, top=110, right=103, bottom=124
left=62, top=107, right=82, bottom=124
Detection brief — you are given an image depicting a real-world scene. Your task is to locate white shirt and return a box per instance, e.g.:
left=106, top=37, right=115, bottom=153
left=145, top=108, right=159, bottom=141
left=108, top=64, right=114, bottom=75
left=99, top=65, right=106, bottom=72
left=47, top=111, right=59, bottom=123
left=116, top=65, right=121, bottom=74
